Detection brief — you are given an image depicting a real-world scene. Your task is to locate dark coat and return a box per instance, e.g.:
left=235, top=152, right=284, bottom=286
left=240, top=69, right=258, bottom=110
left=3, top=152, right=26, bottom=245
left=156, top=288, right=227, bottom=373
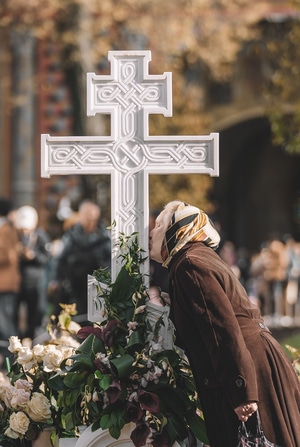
left=168, top=241, right=300, bottom=447
left=52, top=221, right=111, bottom=316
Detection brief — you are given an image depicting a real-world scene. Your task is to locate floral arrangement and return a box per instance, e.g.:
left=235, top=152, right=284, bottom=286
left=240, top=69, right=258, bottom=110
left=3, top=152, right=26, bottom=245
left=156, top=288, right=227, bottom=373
left=48, top=233, right=209, bottom=447
left=0, top=304, right=81, bottom=447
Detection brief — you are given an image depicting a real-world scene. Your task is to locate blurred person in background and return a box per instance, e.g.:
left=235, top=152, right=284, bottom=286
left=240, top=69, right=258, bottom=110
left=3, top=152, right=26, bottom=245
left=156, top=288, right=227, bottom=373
left=15, top=205, right=51, bottom=340
left=267, top=238, right=289, bottom=322
left=286, top=237, right=300, bottom=321
left=48, top=200, right=111, bottom=322
left=0, top=198, right=20, bottom=370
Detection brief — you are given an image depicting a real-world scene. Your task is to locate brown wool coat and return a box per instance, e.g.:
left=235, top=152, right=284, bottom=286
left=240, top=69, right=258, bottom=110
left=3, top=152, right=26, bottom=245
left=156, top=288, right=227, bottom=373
left=168, top=242, right=300, bottom=447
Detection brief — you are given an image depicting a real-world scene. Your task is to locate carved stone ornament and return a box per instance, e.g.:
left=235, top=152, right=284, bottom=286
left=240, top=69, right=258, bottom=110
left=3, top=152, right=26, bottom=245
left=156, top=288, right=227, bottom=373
left=41, top=50, right=219, bottom=321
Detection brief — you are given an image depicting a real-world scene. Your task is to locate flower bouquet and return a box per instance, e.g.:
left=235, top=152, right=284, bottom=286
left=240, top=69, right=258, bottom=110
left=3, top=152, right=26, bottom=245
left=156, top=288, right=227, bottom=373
left=0, top=305, right=81, bottom=447
left=48, top=233, right=209, bottom=447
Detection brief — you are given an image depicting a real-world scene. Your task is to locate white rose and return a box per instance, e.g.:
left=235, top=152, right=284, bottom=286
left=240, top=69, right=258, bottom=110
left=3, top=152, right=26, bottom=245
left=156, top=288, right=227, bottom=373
left=57, top=344, right=75, bottom=361
left=4, top=427, right=19, bottom=439
left=32, top=344, right=46, bottom=362
left=43, top=345, right=64, bottom=372
left=17, top=346, right=33, bottom=365
left=56, top=334, right=80, bottom=349
left=26, top=392, right=52, bottom=422
left=6, top=411, right=30, bottom=437
left=8, top=336, right=23, bottom=353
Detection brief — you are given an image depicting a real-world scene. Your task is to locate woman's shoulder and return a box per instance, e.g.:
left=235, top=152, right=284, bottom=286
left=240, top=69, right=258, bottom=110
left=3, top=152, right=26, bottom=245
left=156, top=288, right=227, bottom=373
left=172, top=242, right=218, bottom=269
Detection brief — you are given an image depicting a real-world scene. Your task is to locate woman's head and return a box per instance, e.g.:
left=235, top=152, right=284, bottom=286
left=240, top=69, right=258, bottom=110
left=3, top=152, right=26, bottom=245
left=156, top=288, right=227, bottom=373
left=149, top=201, right=220, bottom=266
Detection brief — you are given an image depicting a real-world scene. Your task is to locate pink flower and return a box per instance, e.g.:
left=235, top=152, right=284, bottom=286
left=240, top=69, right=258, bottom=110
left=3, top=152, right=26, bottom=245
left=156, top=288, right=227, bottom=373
left=10, top=388, right=31, bottom=409
left=127, top=321, right=138, bottom=331
left=14, top=379, right=33, bottom=392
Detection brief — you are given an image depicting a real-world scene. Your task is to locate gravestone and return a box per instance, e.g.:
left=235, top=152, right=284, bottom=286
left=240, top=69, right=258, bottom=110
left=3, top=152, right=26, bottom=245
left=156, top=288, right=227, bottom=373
left=41, top=50, right=219, bottom=321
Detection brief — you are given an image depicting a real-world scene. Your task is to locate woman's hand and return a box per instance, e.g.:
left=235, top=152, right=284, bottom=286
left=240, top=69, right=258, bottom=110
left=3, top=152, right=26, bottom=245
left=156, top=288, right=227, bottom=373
left=234, top=401, right=258, bottom=421
left=148, top=287, right=171, bottom=306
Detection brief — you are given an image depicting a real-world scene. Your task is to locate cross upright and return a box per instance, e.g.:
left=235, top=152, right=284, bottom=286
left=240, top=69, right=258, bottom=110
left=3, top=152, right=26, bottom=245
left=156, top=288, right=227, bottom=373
left=41, top=50, right=219, bottom=292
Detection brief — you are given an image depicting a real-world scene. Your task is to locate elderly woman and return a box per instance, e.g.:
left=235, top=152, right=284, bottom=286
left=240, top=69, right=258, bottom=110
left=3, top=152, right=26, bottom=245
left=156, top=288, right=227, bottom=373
left=149, top=200, right=300, bottom=447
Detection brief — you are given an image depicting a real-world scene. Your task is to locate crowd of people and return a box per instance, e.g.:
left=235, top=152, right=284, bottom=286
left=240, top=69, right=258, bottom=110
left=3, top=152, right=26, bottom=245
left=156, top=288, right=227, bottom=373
left=0, top=197, right=111, bottom=371
left=0, top=195, right=300, bottom=372
left=217, top=235, right=300, bottom=327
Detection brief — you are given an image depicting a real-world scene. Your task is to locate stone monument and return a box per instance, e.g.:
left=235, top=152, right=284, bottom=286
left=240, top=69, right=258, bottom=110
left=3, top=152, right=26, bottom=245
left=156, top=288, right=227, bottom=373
left=41, top=50, right=219, bottom=321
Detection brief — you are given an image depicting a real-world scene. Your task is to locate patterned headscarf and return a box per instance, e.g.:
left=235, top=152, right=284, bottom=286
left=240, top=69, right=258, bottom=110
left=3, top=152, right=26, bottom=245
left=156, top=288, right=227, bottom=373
left=161, top=202, right=221, bottom=267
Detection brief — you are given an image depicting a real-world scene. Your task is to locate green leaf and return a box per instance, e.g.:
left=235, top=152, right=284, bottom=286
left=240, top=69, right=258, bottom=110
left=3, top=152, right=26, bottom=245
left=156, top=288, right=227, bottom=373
left=109, top=425, right=121, bottom=439
left=110, top=267, right=133, bottom=302
left=155, top=349, right=181, bottom=366
left=63, top=371, right=87, bottom=388
left=186, top=409, right=209, bottom=445
left=100, top=413, right=112, bottom=429
left=158, top=387, right=191, bottom=415
left=126, top=330, right=144, bottom=350
left=69, top=353, right=94, bottom=371
left=100, top=405, right=125, bottom=437
left=99, top=374, right=111, bottom=391
left=110, top=354, right=135, bottom=378
left=91, top=419, right=101, bottom=432
left=164, top=413, right=187, bottom=444
left=47, top=373, right=66, bottom=391
left=64, top=411, right=77, bottom=431
left=77, top=334, right=105, bottom=356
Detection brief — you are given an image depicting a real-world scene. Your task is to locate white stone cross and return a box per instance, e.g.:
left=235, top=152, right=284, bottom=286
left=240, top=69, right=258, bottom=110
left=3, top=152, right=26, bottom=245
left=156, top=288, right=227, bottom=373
left=41, top=50, right=219, bottom=317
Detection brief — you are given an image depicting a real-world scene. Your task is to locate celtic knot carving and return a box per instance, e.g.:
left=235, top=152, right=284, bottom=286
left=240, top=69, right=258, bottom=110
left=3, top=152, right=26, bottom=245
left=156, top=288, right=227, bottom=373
left=41, top=50, right=219, bottom=286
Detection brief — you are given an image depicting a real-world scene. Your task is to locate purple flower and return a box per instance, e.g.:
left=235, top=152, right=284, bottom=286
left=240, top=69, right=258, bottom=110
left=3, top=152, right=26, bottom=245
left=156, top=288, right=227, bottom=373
left=137, top=390, right=160, bottom=413
left=125, top=402, right=144, bottom=423
left=152, top=432, right=172, bottom=447
left=106, top=379, right=122, bottom=403
left=77, top=320, right=119, bottom=347
left=77, top=326, right=103, bottom=340
left=93, top=357, right=110, bottom=374
left=130, top=422, right=151, bottom=447
left=102, top=320, right=119, bottom=347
